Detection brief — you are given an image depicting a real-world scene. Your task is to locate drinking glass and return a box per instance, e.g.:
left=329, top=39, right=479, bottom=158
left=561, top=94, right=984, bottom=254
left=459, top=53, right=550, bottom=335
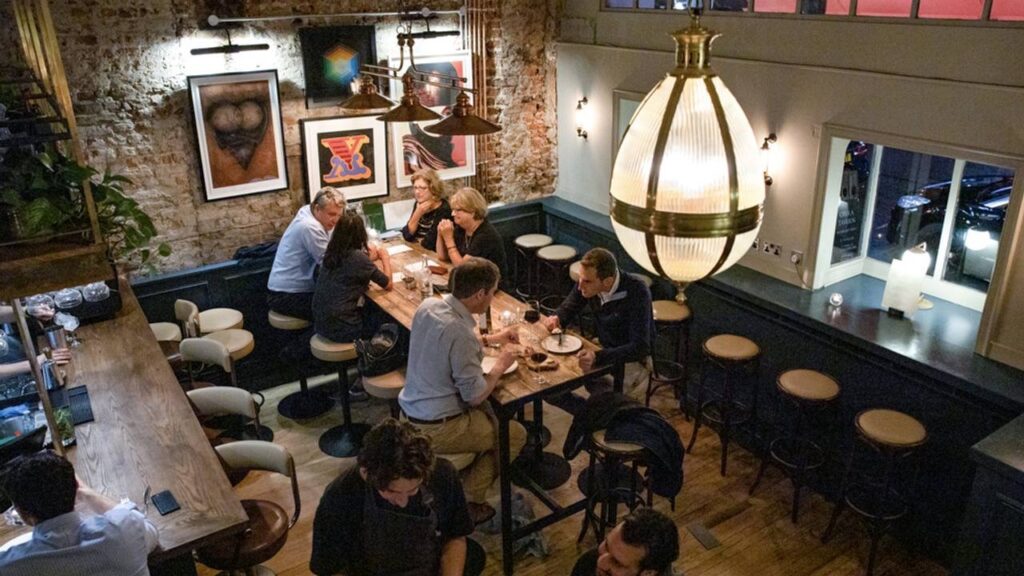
left=55, top=312, right=81, bottom=347
left=25, top=294, right=55, bottom=321
left=523, top=300, right=541, bottom=324
left=54, top=288, right=83, bottom=309
left=82, top=282, right=110, bottom=302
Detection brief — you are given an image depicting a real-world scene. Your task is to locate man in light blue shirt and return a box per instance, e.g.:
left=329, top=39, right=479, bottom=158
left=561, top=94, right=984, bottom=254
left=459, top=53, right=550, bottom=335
left=0, top=451, right=159, bottom=576
left=398, top=257, right=527, bottom=523
left=267, top=187, right=346, bottom=321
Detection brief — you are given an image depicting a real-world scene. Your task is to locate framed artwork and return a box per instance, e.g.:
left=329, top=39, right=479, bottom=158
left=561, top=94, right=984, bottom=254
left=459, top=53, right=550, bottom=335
left=188, top=70, right=288, bottom=202
left=300, top=26, right=377, bottom=108
left=612, top=89, right=647, bottom=165
left=300, top=114, right=389, bottom=202
left=388, top=51, right=476, bottom=187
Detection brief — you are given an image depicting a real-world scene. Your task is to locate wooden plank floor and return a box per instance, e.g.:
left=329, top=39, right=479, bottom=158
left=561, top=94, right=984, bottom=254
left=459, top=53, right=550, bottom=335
left=197, top=375, right=948, bottom=576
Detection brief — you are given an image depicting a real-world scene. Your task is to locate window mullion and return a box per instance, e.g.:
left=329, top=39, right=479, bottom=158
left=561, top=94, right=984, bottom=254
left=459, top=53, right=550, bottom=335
left=934, top=159, right=965, bottom=281
left=859, top=144, right=884, bottom=258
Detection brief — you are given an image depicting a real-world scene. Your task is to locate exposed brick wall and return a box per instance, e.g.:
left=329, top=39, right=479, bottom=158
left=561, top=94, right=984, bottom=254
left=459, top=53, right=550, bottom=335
left=0, top=0, right=560, bottom=274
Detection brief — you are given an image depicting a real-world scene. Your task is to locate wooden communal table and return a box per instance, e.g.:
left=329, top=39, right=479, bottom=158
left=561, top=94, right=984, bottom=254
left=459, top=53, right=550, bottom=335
left=0, top=278, right=247, bottom=567
left=367, top=239, right=615, bottom=576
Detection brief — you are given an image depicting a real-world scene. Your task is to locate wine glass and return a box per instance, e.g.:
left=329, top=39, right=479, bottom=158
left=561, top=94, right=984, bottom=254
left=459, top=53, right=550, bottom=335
left=82, top=282, right=110, bottom=302
left=523, top=300, right=541, bottom=324
left=25, top=294, right=55, bottom=322
left=55, top=312, right=81, bottom=347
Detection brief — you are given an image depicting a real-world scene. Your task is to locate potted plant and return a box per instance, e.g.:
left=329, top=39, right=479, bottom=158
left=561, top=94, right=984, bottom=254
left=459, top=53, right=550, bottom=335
left=0, top=146, right=171, bottom=273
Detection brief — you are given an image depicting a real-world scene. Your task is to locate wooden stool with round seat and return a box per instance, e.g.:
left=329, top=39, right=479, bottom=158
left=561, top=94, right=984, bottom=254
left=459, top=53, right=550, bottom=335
left=196, top=441, right=299, bottom=576
left=577, top=430, right=651, bottom=543
left=310, top=334, right=370, bottom=458
left=362, top=369, right=405, bottom=418
left=646, top=300, right=693, bottom=416
left=686, top=333, right=761, bottom=476
left=536, top=244, right=578, bottom=315
left=749, top=369, right=841, bottom=523
left=821, top=408, right=928, bottom=576
left=268, top=311, right=332, bottom=420
left=513, top=233, right=553, bottom=300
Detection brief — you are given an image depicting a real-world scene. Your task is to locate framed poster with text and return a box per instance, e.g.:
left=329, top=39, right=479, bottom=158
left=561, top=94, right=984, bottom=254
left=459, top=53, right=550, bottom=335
left=300, top=114, right=389, bottom=202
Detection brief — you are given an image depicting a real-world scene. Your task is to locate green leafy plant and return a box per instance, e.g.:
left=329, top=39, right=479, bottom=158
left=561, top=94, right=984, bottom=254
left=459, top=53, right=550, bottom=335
left=1, top=146, right=171, bottom=272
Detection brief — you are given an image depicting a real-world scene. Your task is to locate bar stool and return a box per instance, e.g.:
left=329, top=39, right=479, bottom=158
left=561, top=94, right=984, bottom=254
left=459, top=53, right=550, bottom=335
left=536, top=244, right=578, bottom=315
left=180, top=338, right=272, bottom=441
left=174, top=298, right=244, bottom=336
left=749, top=369, right=841, bottom=523
left=513, top=233, right=553, bottom=300
left=577, top=430, right=651, bottom=543
left=822, top=408, right=927, bottom=576
left=149, top=322, right=181, bottom=343
left=310, top=334, right=370, bottom=458
left=363, top=369, right=405, bottom=418
left=269, top=311, right=332, bottom=420
left=646, top=300, right=692, bottom=415
left=686, top=334, right=761, bottom=476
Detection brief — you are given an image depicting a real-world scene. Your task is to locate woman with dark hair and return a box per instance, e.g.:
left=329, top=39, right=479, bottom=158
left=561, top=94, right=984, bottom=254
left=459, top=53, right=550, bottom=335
left=313, top=212, right=392, bottom=343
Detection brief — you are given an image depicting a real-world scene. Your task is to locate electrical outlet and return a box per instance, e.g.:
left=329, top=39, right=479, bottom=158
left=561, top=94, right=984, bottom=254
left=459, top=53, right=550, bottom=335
left=790, top=250, right=803, bottom=265
left=751, top=238, right=759, bottom=251
left=761, top=242, right=782, bottom=257
left=772, top=244, right=782, bottom=257
left=762, top=242, right=772, bottom=254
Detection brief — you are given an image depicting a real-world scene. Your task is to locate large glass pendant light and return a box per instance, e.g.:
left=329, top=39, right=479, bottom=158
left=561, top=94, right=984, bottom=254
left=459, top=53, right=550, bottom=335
left=609, top=9, right=764, bottom=298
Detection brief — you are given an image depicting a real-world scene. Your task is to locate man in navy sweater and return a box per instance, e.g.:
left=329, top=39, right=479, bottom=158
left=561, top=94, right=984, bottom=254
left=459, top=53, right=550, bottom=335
left=543, top=248, right=654, bottom=414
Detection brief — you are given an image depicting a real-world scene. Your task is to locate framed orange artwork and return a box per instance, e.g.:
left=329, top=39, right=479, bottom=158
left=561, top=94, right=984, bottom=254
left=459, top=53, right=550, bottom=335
left=188, top=70, right=289, bottom=201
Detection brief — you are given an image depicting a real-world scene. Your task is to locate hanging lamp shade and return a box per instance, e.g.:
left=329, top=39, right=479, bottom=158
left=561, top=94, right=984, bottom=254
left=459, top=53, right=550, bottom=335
left=378, top=72, right=442, bottom=123
left=609, top=11, right=764, bottom=297
left=424, top=90, right=500, bottom=136
left=341, top=75, right=396, bottom=111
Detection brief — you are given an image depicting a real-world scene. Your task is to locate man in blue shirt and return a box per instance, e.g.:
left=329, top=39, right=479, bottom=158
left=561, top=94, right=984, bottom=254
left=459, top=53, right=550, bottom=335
left=0, top=451, right=159, bottom=576
left=398, top=257, right=527, bottom=524
left=267, top=187, right=346, bottom=321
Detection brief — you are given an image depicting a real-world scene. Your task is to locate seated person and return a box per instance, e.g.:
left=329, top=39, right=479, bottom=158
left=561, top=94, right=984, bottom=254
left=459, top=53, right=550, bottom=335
left=571, top=508, right=679, bottom=576
left=435, top=187, right=507, bottom=279
left=398, top=257, right=526, bottom=524
left=402, top=168, right=452, bottom=252
left=310, top=418, right=484, bottom=576
left=312, top=211, right=392, bottom=343
left=543, top=248, right=653, bottom=415
left=267, top=187, right=346, bottom=321
left=0, top=451, right=160, bottom=576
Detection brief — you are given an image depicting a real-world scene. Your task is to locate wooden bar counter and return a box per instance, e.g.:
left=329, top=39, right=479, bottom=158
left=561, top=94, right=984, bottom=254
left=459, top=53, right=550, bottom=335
left=0, top=278, right=247, bottom=565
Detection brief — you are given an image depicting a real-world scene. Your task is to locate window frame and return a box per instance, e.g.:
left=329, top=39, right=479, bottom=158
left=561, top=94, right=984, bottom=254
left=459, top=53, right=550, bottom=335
left=810, top=124, right=1021, bottom=313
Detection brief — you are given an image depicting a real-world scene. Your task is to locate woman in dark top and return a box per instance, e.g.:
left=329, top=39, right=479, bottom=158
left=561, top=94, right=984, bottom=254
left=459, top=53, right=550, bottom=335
left=401, top=168, right=451, bottom=252
left=313, top=212, right=392, bottom=343
left=435, top=186, right=507, bottom=278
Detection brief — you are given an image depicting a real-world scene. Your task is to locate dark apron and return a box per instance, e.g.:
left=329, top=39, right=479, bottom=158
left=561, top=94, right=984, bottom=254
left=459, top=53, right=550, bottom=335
left=362, top=483, right=442, bottom=576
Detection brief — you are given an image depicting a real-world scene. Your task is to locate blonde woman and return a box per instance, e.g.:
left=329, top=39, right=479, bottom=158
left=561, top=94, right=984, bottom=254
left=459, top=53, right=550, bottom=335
left=401, top=169, right=451, bottom=252
left=436, top=187, right=507, bottom=277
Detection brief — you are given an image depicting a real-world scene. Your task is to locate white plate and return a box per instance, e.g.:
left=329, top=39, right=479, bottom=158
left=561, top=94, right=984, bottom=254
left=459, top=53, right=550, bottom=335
left=542, top=334, right=583, bottom=354
left=482, top=356, right=518, bottom=375
left=0, top=530, right=31, bottom=552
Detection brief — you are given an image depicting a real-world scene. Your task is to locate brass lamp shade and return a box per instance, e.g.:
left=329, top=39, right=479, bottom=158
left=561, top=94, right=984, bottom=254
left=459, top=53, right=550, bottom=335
left=340, top=76, right=396, bottom=111
left=608, top=11, right=764, bottom=296
left=377, top=73, right=442, bottom=123
left=424, top=91, right=500, bottom=136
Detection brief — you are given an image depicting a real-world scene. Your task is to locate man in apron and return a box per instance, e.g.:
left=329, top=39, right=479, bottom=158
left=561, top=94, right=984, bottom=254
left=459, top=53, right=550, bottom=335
left=310, top=418, right=483, bottom=576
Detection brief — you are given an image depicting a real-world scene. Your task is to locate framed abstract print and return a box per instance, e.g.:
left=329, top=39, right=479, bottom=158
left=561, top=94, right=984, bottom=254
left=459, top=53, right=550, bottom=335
left=300, top=26, right=377, bottom=108
left=188, top=70, right=288, bottom=201
left=300, top=114, right=389, bottom=202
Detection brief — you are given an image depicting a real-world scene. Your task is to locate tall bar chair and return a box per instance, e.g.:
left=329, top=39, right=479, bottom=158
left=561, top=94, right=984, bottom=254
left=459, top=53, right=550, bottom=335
left=310, top=334, right=370, bottom=458
left=578, top=430, right=651, bottom=543
left=174, top=298, right=244, bottom=335
left=822, top=408, right=928, bottom=576
left=686, top=333, right=761, bottom=476
left=646, top=300, right=692, bottom=416
left=749, top=369, right=841, bottom=523
left=536, top=244, right=578, bottom=315
left=268, top=311, right=332, bottom=420
left=513, top=233, right=553, bottom=300
left=180, top=338, right=272, bottom=441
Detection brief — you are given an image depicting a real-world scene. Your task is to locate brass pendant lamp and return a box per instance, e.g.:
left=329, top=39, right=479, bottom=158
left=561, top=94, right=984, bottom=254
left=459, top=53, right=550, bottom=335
left=609, top=8, right=764, bottom=300
left=424, top=90, right=500, bottom=136
left=376, top=72, right=442, bottom=122
left=340, top=75, right=396, bottom=111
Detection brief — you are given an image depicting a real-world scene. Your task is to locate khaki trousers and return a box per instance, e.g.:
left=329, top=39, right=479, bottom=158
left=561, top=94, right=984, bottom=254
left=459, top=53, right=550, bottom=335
left=411, top=407, right=527, bottom=503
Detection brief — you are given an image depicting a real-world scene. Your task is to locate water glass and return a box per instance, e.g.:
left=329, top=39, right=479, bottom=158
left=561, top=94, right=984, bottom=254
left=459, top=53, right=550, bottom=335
left=25, top=294, right=55, bottom=319
left=55, top=312, right=81, bottom=347
left=82, top=282, right=110, bottom=302
left=54, top=288, right=83, bottom=309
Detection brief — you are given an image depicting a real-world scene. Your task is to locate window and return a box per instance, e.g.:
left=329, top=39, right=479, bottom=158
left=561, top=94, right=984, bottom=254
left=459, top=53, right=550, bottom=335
left=603, top=0, right=1024, bottom=22
left=818, top=133, right=1016, bottom=311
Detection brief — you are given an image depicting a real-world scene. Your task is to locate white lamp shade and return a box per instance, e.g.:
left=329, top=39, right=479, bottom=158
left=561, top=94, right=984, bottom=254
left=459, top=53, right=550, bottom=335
left=610, top=74, right=764, bottom=284
left=901, top=244, right=932, bottom=274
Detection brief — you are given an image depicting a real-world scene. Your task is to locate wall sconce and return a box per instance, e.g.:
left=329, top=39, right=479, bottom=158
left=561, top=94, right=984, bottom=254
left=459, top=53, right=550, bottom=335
left=575, top=97, right=589, bottom=140
left=761, top=133, right=777, bottom=186
left=881, top=242, right=931, bottom=318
